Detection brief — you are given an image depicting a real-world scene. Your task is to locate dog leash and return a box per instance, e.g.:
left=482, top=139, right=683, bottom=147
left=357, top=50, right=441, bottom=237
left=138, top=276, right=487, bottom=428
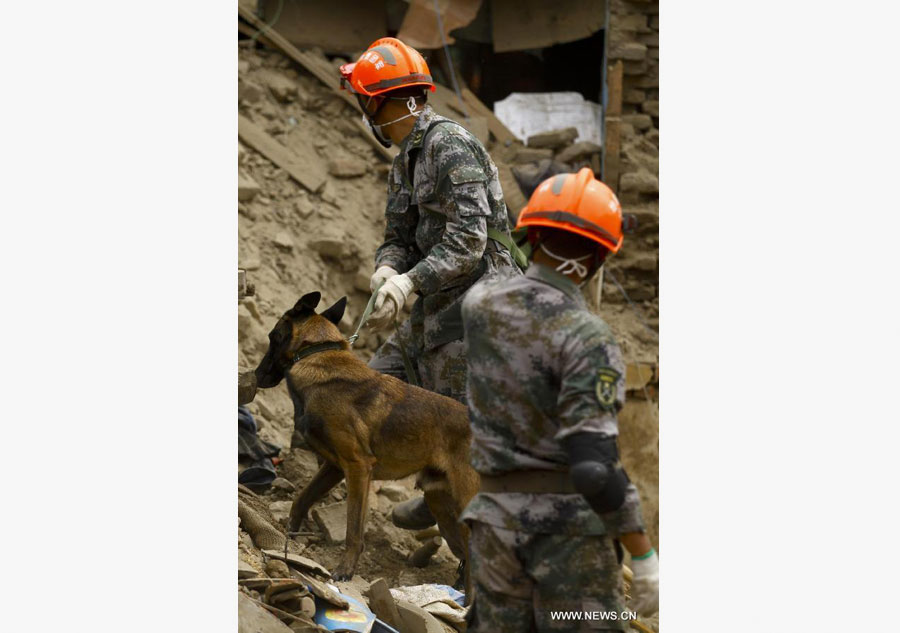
left=347, top=280, right=385, bottom=347
left=347, top=281, right=419, bottom=387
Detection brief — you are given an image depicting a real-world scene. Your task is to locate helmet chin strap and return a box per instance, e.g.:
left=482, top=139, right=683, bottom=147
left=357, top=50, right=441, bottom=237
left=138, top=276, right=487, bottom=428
left=539, top=243, right=593, bottom=281
left=363, top=96, right=422, bottom=148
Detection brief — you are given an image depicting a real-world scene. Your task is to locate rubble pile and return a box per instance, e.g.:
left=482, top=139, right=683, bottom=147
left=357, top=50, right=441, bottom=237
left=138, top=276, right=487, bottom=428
left=238, top=32, right=659, bottom=632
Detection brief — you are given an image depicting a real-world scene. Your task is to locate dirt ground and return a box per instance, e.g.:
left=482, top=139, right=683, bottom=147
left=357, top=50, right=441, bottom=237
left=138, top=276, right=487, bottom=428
left=237, top=40, right=659, bottom=631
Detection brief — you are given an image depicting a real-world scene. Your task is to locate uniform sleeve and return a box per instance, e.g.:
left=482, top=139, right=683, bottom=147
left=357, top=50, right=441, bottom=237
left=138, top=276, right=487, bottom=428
left=374, top=160, right=415, bottom=273
left=601, top=481, right=646, bottom=537
left=405, top=134, right=489, bottom=295
left=554, top=321, right=626, bottom=441
left=556, top=320, right=646, bottom=536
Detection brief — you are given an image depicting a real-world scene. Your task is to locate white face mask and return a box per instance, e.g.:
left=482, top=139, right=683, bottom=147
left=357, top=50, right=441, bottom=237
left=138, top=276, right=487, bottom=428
left=539, top=243, right=594, bottom=283
left=362, top=96, right=422, bottom=148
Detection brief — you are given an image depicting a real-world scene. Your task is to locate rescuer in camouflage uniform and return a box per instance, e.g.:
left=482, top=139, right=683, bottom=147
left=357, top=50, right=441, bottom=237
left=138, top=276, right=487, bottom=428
left=340, top=38, right=520, bottom=532
left=461, top=169, right=659, bottom=631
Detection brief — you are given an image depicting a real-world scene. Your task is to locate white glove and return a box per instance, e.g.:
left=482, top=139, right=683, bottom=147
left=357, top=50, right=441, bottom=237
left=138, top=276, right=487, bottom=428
left=367, top=273, right=415, bottom=330
left=629, top=549, right=659, bottom=617
left=370, top=265, right=398, bottom=293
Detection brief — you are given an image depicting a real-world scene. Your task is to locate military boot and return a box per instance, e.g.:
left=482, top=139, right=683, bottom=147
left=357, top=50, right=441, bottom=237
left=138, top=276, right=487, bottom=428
left=391, top=496, right=437, bottom=530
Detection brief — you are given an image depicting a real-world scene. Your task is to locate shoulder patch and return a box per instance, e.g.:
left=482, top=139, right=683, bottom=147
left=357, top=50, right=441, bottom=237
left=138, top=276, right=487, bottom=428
left=596, top=367, right=620, bottom=408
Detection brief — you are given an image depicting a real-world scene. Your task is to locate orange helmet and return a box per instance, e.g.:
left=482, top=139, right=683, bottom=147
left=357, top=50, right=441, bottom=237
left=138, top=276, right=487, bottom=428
left=516, top=168, right=624, bottom=253
left=340, top=37, right=436, bottom=98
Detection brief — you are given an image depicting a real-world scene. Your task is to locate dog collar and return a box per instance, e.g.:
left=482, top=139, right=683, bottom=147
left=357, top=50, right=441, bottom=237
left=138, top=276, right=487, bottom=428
left=290, top=341, right=345, bottom=366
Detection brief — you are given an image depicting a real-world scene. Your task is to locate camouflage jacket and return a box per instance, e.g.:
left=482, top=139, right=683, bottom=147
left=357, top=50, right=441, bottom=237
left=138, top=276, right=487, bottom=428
left=459, top=263, right=646, bottom=536
left=374, top=106, right=519, bottom=351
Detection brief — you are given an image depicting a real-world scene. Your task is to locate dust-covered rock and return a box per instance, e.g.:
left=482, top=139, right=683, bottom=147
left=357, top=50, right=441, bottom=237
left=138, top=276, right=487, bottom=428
left=308, top=236, right=345, bottom=259
left=312, top=501, right=347, bottom=544
left=328, top=157, right=368, bottom=178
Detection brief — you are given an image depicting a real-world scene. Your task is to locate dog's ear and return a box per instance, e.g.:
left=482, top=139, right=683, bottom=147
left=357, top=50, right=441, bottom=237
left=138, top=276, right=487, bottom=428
left=320, top=297, right=347, bottom=326
left=288, top=291, right=321, bottom=317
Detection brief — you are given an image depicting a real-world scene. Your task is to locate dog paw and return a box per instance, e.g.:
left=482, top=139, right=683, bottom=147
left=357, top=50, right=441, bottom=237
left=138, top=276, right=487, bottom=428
left=331, top=562, right=356, bottom=581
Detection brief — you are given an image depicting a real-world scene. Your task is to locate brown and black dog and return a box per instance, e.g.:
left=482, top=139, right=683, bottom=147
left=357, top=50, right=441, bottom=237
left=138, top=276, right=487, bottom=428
left=254, top=291, right=479, bottom=582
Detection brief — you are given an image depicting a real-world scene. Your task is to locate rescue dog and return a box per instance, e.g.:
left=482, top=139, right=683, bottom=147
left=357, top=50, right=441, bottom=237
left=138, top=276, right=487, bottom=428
left=254, top=291, right=479, bottom=581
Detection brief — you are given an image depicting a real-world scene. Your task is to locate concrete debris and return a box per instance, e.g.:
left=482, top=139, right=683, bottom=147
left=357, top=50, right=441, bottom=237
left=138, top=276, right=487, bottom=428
left=312, top=501, right=347, bottom=544
left=239, top=558, right=260, bottom=579
left=328, top=157, right=368, bottom=178
left=394, top=599, right=446, bottom=633
left=258, top=68, right=300, bottom=103
left=555, top=140, right=603, bottom=164
left=526, top=126, right=578, bottom=149
left=642, top=99, right=659, bottom=117
left=271, top=477, right=297, bottom=493
left=365, top=578, right=403, bottom=630
left=266, top=559, right=292, bottom=578
left=513, top=146, right=554, bottom=164
left=239, top=171, right=261, bottom=202
left=622, top=113, right=653, bottom=131
left=273, top=231, right=295, bottom=251
left=619, top=170, right=659, bottom=194
left=238, top=591, right=294, bottom=633
left=376, top=484, right=411, bottom=503
left=307, top=236, right=345, bottom=259
left=262, top=550, right=332, bottom=579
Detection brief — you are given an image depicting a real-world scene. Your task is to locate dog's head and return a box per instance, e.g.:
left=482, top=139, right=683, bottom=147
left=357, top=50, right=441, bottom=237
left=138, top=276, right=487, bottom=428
left=254, top=291, right=347, bottom=388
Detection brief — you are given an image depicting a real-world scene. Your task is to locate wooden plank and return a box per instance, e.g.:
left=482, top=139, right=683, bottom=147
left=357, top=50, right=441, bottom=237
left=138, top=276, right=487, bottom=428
left=603, top=60, right=624, bottom=192
left=238, top=6, right=398, bottom=162
left=238, top=115, right=327, bottom=192
left=607, top=59, right=624, bottom=117
left=460, top=86, right=517, bottom=146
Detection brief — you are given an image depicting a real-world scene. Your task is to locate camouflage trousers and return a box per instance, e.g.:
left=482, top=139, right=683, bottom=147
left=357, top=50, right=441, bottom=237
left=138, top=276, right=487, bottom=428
left=368, top=318, right=467, bottom=404
left=466, top=521, right=629, bottom=633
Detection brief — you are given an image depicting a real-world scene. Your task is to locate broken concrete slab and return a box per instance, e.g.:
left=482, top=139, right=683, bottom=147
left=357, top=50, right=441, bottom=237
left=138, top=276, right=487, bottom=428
left=239, top=591, right=294, bottom=633
left=312, top=501, right=347, bottom=544
left=526, top=126, right=578, bottom=149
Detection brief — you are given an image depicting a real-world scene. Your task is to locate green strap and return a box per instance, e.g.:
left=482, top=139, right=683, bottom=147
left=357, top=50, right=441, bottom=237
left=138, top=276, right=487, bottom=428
left=347, top=280, right=385, bottom=347
left=487, top=227, right=529, bottom=271
left=346, top=280, right=419, bottom=387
